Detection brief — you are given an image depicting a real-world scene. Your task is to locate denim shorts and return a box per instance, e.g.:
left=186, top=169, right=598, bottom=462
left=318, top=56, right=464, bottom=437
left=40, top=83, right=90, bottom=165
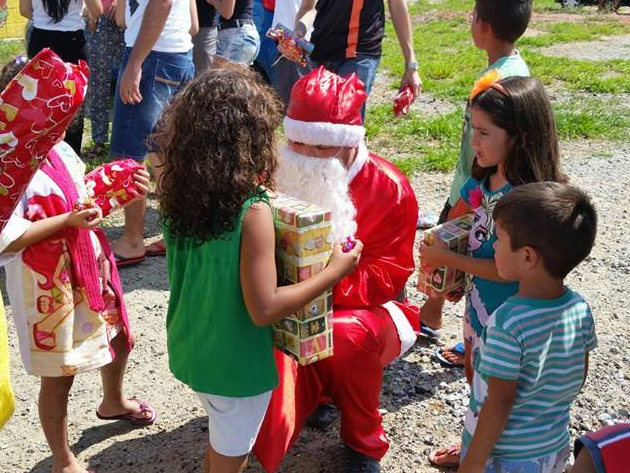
left=461, top=445, right=570, bottom=473
left=217, top=22, right=260, bottom=65
left=110, top=48, right=194, bottom=161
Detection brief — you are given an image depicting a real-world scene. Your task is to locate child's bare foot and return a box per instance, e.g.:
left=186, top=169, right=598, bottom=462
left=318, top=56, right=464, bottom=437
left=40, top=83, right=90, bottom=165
left=419, top=296, right=445, bottom=330
left=52, top=455, right=90, bottom=473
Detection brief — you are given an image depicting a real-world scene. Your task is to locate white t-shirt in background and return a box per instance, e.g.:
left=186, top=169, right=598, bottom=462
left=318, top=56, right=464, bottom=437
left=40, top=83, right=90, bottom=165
left=125, top=0, right=193, bottom=53
left=32, top=0, right=85, bottom=31
left=272, top=0, right=311, bottom=40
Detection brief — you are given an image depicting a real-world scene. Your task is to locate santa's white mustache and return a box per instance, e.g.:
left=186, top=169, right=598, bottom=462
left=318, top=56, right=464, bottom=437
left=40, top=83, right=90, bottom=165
left=275, top=144, right=358, bottom=243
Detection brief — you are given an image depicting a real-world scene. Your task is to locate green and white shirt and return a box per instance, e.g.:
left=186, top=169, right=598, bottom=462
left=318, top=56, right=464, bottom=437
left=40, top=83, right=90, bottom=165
left=462, top=288, right=597, bottom=460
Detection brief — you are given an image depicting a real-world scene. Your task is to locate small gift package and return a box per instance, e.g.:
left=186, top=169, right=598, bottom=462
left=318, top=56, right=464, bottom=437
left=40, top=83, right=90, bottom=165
left=266, top=23, right=315, bottom=67
left=0, top=48, right=88, bottom=232
left=84, top=159, right=143, bottom=218
left=270, top=193, right=334, bottom=365
left=418, top=214, right=474, bottom=295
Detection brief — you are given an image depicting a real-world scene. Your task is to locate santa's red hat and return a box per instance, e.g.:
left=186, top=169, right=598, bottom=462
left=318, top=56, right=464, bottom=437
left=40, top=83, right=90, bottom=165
left=284, top=66, right=367, bottom=147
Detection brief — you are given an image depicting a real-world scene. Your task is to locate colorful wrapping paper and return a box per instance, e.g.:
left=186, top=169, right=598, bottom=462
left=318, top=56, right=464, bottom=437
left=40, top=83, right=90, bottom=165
left=271, top=193, right=334, bottom=365
left=267, top=24, right=314, bottom=67
left=418, top=214, right=473, bottom=295
left=0, top=48, right=88, bottom=232
left=84, top=159, right=143, bottom=217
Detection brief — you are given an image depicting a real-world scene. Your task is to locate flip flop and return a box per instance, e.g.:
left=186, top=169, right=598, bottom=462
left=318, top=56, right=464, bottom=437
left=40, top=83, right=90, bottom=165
left=420, top=324, right=439, bottom=340
left=145, top=240, right=166, bottom=257
left=114, top=253, right=146, bottom=268
left=417, top=211, right=438, bottom=230
left=434, top=342, right=465, bottom=368
left=428, top=444, right=461, bottom=467
left=96, top=397, right=157, bottom=426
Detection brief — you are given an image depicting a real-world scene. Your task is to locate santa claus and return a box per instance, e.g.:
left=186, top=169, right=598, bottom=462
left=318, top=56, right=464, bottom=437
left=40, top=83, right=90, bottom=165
left=253, top=66, right=420, bottom=473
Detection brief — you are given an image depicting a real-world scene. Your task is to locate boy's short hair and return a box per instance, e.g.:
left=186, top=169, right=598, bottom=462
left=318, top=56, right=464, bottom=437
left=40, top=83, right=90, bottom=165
left=475, top=0, right=532, bottom=44
left=493, top=182, right=597, bottom=279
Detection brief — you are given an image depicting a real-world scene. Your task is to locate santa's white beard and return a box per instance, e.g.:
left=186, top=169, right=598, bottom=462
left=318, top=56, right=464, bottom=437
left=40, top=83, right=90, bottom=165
left=275, top=144, right=357, bottom=243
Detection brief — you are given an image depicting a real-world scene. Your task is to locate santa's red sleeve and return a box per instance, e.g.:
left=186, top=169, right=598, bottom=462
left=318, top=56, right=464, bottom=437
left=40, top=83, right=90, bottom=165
left=333, top=154, right=418, bottom=308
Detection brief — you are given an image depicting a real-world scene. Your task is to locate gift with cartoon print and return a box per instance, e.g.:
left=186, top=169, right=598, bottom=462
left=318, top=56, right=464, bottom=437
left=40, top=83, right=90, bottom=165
left=270, top=193, right=334, bottom=365
left=418, top=214, right=474, bottom=294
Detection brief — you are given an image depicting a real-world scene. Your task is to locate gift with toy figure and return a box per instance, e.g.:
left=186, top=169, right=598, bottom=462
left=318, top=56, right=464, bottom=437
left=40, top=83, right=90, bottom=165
left=418, top=214, right=474, bottom=295
left=84, top=159, right=144, bottom=218
left=270, top=193, right=334, bottom=365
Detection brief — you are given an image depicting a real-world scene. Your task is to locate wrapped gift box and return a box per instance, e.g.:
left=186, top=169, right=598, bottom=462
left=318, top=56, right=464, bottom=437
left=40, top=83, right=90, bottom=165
left=418, top=214, right=474, bottom=294
left=0, top=48, right=88, bottom=232
left=84, top=159, right=143, bottom=217
left=270, top=193, right=334, bottom=365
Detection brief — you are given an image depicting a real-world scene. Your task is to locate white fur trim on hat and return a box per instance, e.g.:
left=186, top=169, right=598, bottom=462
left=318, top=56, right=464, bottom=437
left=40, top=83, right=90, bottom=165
left=284, top=116, right=365, bottom=147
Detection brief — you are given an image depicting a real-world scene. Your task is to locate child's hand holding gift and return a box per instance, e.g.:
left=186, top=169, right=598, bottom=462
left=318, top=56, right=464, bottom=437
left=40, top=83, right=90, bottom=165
left=128, top=169, right=151, bottom=203
left=419, top=238, right=452, bottom=269
left=327, top=239, right=364, bottom=280
left=66, top=206, right=103, bottom=229
left=84, top=159, right=146, bottom=217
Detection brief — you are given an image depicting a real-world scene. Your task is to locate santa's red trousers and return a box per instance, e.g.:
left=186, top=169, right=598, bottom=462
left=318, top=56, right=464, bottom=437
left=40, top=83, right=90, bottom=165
left=254, top=305, right=403, bottom=472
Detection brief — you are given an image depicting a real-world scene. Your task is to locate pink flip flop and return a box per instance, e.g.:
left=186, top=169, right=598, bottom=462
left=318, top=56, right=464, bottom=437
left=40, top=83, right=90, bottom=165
left=145, top=240, right=166, bottom=257
left=96, top=397, right=157, bottom=426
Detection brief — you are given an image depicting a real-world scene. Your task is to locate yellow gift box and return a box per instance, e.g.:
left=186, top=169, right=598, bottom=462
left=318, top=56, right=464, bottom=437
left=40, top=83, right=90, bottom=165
left=270, top=193, right=334, bottom=365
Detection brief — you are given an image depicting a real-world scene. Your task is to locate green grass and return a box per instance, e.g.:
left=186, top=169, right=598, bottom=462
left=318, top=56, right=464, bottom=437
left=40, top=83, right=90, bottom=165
left=369, top=2, right=630, bottom=175
left=554, top=98, right=630, bottom=140
left=521, top=20, right=630, bottom=47
left=0, top=40, right=24, bottom=65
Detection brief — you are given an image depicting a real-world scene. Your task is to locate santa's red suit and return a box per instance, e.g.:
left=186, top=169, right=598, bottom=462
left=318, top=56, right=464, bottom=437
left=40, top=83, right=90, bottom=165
left=253, top=67, right=419, bottom=471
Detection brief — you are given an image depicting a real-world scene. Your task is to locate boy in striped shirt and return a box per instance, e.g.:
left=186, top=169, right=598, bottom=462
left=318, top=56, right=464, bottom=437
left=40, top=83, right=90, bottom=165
left=459, top=182, right=598, bottom=473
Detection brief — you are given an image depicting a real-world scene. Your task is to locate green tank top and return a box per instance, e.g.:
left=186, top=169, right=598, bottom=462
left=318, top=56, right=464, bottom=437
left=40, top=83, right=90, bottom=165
left=163, top=194, right=278, bottom=396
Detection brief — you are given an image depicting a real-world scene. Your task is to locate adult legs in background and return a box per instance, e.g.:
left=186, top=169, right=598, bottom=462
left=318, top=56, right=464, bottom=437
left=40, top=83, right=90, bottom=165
left=274, top=57, right=310, bottom=106
left=86, top=17, right=125, bottom=157
left=193, top=26, right=218, bottom=74
left=317, top=56, right=380, bottom=119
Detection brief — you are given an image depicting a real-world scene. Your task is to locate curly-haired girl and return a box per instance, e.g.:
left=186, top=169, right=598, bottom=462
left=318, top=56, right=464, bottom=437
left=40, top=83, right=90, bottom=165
left=155, top=66, right=363, bottom=473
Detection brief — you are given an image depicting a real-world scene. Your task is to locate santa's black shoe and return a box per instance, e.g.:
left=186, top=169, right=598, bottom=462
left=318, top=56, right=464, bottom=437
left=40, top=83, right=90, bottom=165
left=344, top=446, right=381, bottom=473
left=305, top=402, right=338, bottom=430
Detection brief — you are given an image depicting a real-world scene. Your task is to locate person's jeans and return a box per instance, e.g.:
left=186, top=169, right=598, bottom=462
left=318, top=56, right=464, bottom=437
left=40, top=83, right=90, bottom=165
left=192, top=25, right=218, bottom=75
left=217, top=22, right=260, bottom=65
left=314, top=55, right=380, bottom=119
left=110, top=48, right=194, bottom=161
left=274, top=57, right=311, bottom=105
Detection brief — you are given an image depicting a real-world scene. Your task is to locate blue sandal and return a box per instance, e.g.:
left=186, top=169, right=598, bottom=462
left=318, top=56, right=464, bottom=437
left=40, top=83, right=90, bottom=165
left=434, top=342, right=465, bottom=368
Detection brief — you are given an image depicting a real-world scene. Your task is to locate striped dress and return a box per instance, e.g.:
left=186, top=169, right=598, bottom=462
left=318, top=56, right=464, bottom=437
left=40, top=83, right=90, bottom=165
left=462, top=287, right=597, bottom=460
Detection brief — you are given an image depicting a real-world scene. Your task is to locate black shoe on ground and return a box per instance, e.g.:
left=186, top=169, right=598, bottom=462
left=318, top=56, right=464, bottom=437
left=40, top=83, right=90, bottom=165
left=344, top=446, right=381, bottom=473
left=305, top=402, right=338, bottom=430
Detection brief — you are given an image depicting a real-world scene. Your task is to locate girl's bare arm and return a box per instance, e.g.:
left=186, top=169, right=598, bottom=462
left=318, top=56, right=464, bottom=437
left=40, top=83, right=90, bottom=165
left=4, top=209, right=102, bottom=253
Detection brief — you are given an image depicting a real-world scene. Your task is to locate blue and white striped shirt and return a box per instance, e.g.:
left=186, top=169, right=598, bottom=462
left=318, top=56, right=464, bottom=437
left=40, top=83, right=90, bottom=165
left=462, top=288, right=597, bottom=460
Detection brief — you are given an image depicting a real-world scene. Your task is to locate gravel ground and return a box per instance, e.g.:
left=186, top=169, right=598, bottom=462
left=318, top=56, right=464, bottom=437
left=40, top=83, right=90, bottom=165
left=0, top=140, right=628, bottom=473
